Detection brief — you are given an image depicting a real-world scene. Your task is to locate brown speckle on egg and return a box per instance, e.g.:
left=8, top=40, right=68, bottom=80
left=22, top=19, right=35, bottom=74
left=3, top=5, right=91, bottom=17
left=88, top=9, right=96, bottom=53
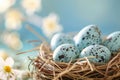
left=101, top=56, right=105, bottom=62
left=80, top=45, right=111, bottom=64
left=53, top=44, right=79, bottom=62
left=58, top=55, right=65, bottom=60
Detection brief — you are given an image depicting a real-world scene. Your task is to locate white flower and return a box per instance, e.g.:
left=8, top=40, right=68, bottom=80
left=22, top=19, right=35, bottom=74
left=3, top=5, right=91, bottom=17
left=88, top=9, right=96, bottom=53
left=0, top=49, right=8, bottom=60
left=2, top=32, right=23, bottom=50
left=42, top=13, right=63, bottom=38
left=21, top=0, right=41, bottom=15
left=0, top=57, right=15, bottom=80
left=14, top=70, right=31, bottom=80
left=5, top=9, right=23, bottom=30
left=0, top=0, right=15, bottom=13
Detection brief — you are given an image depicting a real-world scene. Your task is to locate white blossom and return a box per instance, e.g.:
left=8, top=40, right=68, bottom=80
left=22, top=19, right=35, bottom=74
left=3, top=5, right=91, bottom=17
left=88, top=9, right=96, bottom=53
left=0, top=57, right=15, bottom=80
left=42, top=13, right=63, bottom=38
left=21, top=0, right=41, bottom=15
left=2, top=32, right=23, bottom=50
left=0, top=0, right=15, bottom=13
left=5, top=9, right=23, bottom=30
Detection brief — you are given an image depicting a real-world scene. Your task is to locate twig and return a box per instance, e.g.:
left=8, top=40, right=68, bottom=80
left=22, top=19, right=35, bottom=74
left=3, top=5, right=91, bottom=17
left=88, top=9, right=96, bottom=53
left=53, top=64, right=77, bottom=80
left=26, top=25, right=47, bottom=43
left=85, top=57, right=94, bottom=71
left=17, top=47, right=39, bottom=55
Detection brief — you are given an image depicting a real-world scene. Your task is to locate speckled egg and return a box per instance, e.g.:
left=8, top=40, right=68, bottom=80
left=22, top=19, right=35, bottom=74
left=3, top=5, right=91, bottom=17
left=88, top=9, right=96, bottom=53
left=51, top=33, right=74, bottom=50
left=80, top=45, right=111, bottom=64
left=53, top=44, right=79, bottom=63
left=74, top=25, right=102, bottom=52
left=103, top=31, right=120, bottom=53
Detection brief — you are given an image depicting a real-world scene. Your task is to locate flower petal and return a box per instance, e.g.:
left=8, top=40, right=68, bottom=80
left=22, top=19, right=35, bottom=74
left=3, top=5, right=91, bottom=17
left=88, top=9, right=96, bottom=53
left=0, top=71, right=7, bottom=80
left=0, top=57, right=5, bottom=68
left=5, top=57, right=14, bottom=67
left=9, top=72, right=16, bottom=80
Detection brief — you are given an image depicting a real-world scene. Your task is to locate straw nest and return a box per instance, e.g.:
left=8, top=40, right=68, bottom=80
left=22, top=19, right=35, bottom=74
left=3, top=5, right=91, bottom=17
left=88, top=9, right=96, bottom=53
left=29, top=42, right=120, bottom=80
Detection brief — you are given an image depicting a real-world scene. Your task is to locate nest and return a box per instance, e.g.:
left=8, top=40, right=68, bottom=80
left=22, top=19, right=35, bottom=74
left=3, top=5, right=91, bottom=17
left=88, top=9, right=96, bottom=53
left=29, top=43, right=120, bottom=80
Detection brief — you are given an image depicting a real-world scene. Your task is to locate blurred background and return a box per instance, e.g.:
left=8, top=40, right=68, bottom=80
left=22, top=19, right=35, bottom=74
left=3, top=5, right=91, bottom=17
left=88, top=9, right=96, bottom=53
left=0, top=0, right=120, bottom=69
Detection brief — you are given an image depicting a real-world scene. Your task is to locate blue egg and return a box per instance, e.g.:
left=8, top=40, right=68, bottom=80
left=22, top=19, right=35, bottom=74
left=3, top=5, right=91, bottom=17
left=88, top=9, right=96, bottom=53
left=80, top=45, right=111, bottom=64
left=51, top=33, right=74, bottom=50
left=53, top=44, right=79, bottom=62
left=74, top=25, right=102, bottom=52
left=103, top=31, right=120, bottom=53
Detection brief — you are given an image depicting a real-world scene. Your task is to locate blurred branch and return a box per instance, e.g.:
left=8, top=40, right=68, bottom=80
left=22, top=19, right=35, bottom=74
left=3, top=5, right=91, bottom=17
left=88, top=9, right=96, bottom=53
left=26, top=25, right=47, bottom=43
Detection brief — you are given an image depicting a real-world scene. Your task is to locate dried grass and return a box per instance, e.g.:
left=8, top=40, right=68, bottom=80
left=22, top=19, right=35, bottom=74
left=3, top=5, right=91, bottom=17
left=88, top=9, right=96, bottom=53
left=28, top=43, right=120, bottom=80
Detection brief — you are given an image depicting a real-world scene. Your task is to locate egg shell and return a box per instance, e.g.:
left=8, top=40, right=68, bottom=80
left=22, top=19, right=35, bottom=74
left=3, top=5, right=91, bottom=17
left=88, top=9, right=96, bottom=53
left=74, top=25, right=102, bottom=52
left=103, top=31, right=120, bottom=53
left=80, top=45, right=111, bottom=64
left=53, top=44, right=79, bottom=63
left=51, top=33, right=74, bottom=50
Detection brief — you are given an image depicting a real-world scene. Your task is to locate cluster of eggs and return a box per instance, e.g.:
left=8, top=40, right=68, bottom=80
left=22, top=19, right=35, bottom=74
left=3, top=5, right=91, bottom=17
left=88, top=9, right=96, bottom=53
left=50, top=25, right=120, bottom=64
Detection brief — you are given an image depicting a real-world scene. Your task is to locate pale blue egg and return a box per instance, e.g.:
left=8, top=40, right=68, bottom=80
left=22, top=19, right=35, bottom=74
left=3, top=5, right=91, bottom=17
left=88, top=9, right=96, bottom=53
left=74, top=25, right=102, bottom=52
left=53, top=44, right=79, bottom=62
left=80, top=45, right=111, bottom=64
left=51, top=33, right=74, bottom=50
left=103, top=31, right=120, bottom=54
